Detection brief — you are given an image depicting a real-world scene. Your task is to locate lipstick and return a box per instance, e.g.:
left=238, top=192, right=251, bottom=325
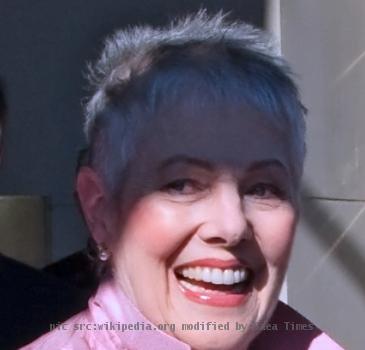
left=174, top=258, right=252, bottom=307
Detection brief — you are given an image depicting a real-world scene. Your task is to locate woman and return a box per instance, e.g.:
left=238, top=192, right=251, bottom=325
left=22, top=11, right=343, bottom=350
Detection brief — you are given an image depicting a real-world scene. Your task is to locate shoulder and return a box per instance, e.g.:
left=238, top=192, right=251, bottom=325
left=18, top=287, right=131, bottom=350
left=250, top=301, right=345, bottom=350
left=308, top=332, right=344, bottom=350
left=19, top=311, right=92, bottom=350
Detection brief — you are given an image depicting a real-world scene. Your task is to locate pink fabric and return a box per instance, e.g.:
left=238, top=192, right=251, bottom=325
left=249, top=300, right=345, bottom=350
left=21, top=280, right=344, bottom=350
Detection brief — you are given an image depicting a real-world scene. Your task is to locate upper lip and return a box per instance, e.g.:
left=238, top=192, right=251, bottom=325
left=174, top=258, right=250, bottom=270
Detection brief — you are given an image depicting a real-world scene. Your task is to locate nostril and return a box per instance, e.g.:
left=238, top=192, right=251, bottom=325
left=204, top=237, right=228, bottom=245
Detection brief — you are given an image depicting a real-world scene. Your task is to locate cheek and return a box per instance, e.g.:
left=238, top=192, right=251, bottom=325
left=119, top=197, right=191, bottom=258
left=251, top=206, right=297, bottom=266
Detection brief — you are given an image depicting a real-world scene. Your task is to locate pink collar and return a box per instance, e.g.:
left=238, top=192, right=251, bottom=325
left=89, top=279, right=190, bottom=349
left=88, top=280, right=343, bottom=350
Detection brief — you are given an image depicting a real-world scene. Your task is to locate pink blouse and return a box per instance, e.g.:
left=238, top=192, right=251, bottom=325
left=20, top=280, right=344, bottom=349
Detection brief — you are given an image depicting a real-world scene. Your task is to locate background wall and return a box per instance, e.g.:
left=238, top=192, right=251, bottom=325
left=0, top=0, right=264, bottom=262
left=281, top=1, right=365, bottom=349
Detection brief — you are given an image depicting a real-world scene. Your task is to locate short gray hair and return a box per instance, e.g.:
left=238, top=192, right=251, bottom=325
left=83, top=10, right=306, bottom=194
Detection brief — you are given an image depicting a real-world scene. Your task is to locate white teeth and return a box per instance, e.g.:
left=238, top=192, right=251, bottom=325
left=180, top=279, right=206, bottom=293
left=234, top=270, right=241, bottom=283
left=202, top=267, right=211, bottom=283
left=179, top=278, right=244, bottom=295
left=177, top=266, right=249, bottom=285
left=211, top=268, right=223, bottom=284
left=196, top=266, right=202, bottom=277
left=223, top=269, right=234, bottom=285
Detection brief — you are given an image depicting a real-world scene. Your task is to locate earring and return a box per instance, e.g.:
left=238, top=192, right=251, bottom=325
left=97, top=243, right=110, bottom=261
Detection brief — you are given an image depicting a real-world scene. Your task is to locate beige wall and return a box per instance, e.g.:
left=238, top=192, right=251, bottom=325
left=281, top=1, right=365, bottom=349
left=0, top=196, right=50, bottom=268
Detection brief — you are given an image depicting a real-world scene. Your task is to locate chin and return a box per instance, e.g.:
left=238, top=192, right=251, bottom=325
left=163, top=261, right=286, bottom=350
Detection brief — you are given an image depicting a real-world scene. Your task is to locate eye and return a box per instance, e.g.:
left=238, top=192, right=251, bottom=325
left=246, top=183, right=283, bottom=199
left=162, top=178, right=203, bottom=195
left=244, top=183, right=286, bottom=209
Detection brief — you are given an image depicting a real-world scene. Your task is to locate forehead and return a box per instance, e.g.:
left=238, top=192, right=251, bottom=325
left=133, top=100, right=292, bottom=174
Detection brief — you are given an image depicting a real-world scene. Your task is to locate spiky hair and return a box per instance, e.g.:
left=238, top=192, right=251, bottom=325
left=84, top=10, right=281, bottom=140
left=82, top=10, right=305, bottom=196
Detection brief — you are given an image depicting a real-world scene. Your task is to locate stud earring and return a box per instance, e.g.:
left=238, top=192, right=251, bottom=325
left=97, top=243, right=110, bottom=261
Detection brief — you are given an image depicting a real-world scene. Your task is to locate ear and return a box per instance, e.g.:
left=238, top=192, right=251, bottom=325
left=76, top=166, right=113, bottom=244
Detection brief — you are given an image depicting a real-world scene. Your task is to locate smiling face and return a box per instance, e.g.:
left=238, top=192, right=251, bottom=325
left=104, top=100, right=299, bottom=350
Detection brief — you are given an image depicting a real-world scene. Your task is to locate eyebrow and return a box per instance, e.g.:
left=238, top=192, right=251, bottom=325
left=247, top=159, right=289, bottom=174
left=158, top=155, right=214, bottom=171
left=159, top=155, right=288, bottom=174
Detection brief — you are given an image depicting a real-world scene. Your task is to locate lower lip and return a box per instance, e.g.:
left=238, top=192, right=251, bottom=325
left=177, top=278, right=251, bottom=307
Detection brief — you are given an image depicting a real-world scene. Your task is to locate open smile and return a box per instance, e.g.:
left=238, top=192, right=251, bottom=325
left=174, top=259, right=254, bottom=307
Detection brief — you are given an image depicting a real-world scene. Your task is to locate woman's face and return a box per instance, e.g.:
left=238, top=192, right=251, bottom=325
left=111, top=102, right=299, bottom=350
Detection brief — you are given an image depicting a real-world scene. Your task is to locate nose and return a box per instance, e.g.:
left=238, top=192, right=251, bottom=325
left=197, top=182, right=252, bottom=247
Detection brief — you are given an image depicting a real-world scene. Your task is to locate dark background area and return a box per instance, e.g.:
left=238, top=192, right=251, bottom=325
left=0, top=0, right=265, bottom=261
